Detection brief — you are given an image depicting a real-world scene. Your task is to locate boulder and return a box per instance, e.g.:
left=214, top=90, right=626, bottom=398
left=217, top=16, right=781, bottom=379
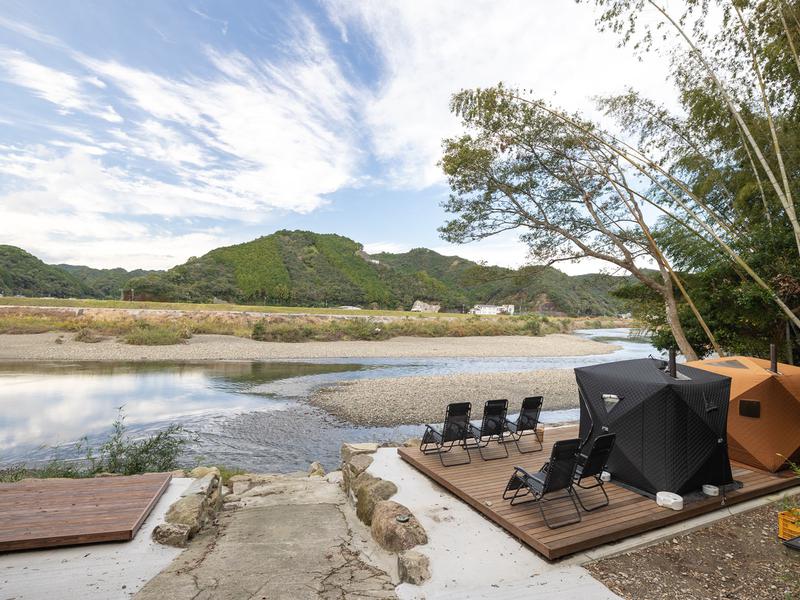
left=398, top=550, right=431, bottom=585
left=402, top=438, right=422, bottom=448
left=308, top=461, right=325, bottom=477
left=341, top=442, right=378, bottom=464
left=188, top=466, right=220, bottom=479
left=170, top=469, right=187, bottom=478
left=342, top=453, right=374, bottom=495
left=325, top=470, right=343, bottom=485
left=163, top=473, right=221, bottom=537
left=356, top=479, right=398, bottom=525
left=370, top=501, right=427, bottom=552
left=350, top=470, right=377, bottom=499
left=151, top=523, right=191, bottom=548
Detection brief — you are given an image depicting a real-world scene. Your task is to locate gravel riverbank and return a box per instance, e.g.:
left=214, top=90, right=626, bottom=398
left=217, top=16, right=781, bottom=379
left=0, top=332, right=617, bottom=361
left=310, top=369, right=581, bottom=426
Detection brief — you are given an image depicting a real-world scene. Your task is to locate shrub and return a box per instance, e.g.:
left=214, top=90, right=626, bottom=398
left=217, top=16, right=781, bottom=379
left=122, top=320, right=192, bottom=345
left=74, top=327, right=105, bottom=343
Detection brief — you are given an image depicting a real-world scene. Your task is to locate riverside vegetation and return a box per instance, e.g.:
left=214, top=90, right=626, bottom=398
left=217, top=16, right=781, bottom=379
left=0, top=307, right=625, bottom=345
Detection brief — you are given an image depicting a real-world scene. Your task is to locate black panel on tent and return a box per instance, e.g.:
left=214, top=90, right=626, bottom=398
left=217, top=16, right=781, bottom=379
left=576, top=358, right=734, bottom=497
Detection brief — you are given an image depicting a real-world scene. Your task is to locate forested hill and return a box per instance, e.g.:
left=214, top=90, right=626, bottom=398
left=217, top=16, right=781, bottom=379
left=0, top=231, right=633, bottom=315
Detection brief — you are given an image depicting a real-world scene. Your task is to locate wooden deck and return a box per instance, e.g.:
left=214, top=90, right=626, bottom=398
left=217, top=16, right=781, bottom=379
left=0, top=472, right=172, bottom=551
left=398, top=425, right=798, bottom=560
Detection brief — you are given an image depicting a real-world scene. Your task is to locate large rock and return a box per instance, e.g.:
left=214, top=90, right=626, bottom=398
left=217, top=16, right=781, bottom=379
left=370, top=501, right=427, bottom=552
left=342, top=453, right=374, bottom=496
left=398, top=550, right=431, bottom=585
left=188, top=466, right=220, bottom=479
left=152, top=523, right=191, bottom=548
left=308, top=461, right=325, bottom=477
left=162, top=473, right=221, bottom=539
left=341, top=442, right=378, bottom=464
left=355, top=479, right=397, bottom=525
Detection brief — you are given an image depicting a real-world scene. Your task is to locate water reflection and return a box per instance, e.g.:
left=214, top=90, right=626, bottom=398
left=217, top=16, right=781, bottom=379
left=0, top=329, right=659, bottom=472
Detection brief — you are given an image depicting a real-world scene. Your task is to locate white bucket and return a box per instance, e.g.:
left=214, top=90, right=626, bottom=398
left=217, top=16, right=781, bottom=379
left=600, top=471, right=612, bottom=482
left=702, top=484, right=719, bottom=497
left=656, top=491, right=683, bottom=511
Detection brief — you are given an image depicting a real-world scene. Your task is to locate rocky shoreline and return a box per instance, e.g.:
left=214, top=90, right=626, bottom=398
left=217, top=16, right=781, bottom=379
left=310, top=369, right=581, bottom=426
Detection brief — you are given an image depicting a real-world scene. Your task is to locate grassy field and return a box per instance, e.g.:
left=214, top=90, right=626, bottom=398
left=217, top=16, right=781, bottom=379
left=0, top=297, right=630, bottom=344
left=0, top=296, right=456, bottom=318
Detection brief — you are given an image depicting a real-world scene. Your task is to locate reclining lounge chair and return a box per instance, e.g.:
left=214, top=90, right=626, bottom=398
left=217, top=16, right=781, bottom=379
left=502, top=438, right=582, bottom=529
left=573, top=433, right=616, bottom=511
left=505, top=396, right=544, bottom=453
left=467, top=399, right=511, bottom=461
left=420, top=402, right=472, bottom=466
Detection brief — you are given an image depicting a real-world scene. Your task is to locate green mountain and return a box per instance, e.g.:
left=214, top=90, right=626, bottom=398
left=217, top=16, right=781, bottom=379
left=0, top=231, right=633, bottom=315
left=0, top=245, right=90, bottom=298
left=56, top=264, right=158, bottom=299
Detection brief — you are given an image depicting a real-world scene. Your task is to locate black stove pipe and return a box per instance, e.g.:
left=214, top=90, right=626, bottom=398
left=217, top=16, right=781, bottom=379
left=770, top=343, right=778, bottom=373
left=669, top=347, right=677, bottom=378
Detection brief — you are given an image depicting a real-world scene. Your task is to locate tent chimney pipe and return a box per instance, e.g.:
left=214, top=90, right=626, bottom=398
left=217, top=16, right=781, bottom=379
left=770, top=343, right=778, bottom=373
left=669, top=348, right=677, bottom=378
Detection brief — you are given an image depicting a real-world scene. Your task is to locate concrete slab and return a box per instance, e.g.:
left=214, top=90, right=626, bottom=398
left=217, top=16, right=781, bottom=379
left=369, top=449, right=621, bottom=600
left=0, top=477, right=193, bottom=600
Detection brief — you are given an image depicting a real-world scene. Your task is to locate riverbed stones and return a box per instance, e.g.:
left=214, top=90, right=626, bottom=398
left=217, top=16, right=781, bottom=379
left=397, top=550, right=431, bottom=585
left=341, top=442, right=379, bottom=463
left=370, top=501, right=427, bottom=552
left=355, top=478, right=398, bottom=525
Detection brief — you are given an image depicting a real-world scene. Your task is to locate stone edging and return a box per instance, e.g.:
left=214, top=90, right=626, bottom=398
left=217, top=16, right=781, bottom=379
left=152, top=467, right=222, bottom=547
left=341, top=441, right=431, bottom=585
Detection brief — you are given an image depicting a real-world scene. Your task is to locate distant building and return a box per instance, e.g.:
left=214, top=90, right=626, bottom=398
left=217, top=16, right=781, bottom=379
left=410, top=300, right=441, bottom=313
left=470, top=304, right=515, bottom=316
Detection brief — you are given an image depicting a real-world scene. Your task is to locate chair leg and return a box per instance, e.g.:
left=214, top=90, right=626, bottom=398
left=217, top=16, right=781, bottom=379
left=437, top=440, right=471, bottom=467
left=477, top=435, right=509, bottom=461
left=538, top=488, right=582, bottom=529
left=513, top=431, right=544, bottom=454
left=574, top=477, right=610, bottom=512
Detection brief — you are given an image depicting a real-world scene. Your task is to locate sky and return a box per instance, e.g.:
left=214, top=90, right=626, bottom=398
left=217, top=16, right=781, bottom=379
left=0, top=0, right=674, bottom=273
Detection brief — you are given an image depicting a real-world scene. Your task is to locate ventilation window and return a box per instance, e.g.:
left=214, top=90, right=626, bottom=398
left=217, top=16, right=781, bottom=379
left=703, top=392, right=719, bottom=413
left=602, top=394, right=621, bottom=413
left=739, top=399, right=761, bottom=418
left=714, top=359, right=747, bottom=369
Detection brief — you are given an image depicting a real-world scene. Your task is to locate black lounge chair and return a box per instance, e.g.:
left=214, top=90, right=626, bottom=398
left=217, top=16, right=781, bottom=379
left=505, top=396, right=544, bottom=453
left=573, top=433, right=616, bottom=512
left=467, top=399, right=511, bottom=461
left=420, top=402, right=472, bottom=466
left=502, top=438, right=582, bottom=529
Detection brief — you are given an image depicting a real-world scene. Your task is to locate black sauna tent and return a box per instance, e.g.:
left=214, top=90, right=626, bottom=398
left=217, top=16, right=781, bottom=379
left=576, top=358, right=734, bottom=497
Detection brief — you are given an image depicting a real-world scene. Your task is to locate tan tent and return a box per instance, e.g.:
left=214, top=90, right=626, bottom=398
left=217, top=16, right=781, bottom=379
left=687, top=356, right=800, bottom=472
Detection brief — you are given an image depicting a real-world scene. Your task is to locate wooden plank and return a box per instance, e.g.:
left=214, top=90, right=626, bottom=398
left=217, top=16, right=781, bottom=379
left=398, top=424, right=798, bottom=560
left=0, top=473, right=172, bottom=551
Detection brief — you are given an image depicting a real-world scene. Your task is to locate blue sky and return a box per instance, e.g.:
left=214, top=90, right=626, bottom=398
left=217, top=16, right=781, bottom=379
left=0, top=0, right=672, bottom=272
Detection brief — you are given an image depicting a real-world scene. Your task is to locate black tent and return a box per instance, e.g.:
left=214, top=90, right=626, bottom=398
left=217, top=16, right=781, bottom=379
left=576, top=358, right=734, bottom=497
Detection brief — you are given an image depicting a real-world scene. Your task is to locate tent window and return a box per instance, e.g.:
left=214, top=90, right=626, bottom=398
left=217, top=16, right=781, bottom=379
left=602, top=393, right=621, bottom=413
left=739, top=399, right=761, bottom=418
left=703, top=392, right=718, bottom=413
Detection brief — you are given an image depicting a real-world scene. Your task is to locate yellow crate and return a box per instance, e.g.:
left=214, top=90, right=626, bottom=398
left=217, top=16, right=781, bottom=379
left=778, top=510, right=800, bottom=541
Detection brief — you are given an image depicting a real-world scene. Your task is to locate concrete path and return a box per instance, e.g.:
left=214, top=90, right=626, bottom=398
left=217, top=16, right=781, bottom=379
left=134, top=474, right=396, bottom=600
left=368, top=449, right=622, bottom=600
left=0, top=477, right=194, bottom=600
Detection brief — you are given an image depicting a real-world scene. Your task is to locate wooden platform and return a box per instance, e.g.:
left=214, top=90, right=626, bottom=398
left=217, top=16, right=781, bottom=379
left=398, top=425, right=798, bottom=560
left=0, top=472, right=172, bottom=551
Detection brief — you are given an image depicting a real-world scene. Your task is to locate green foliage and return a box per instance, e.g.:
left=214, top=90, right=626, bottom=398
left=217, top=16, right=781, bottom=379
left=2, top=230, right=630, bottom=316
left=0, top=245, right=89, bottom=298
left=0, top=409, right=187, bottom=482
left=87, top=410, right=186, bottom=475
left=122, top=320, right=192, bottom=345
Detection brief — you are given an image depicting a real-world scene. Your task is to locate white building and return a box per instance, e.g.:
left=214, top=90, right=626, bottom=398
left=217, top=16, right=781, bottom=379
left=470, top=304, right=515, bottom=316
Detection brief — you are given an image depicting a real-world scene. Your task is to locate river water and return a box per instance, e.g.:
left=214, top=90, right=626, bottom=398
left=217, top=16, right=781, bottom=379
left=0, top=328, right=659, bottom=472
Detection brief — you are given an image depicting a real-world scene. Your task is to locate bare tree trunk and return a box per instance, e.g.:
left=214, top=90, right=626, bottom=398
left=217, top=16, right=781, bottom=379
left=660, top=268, right=699, bottom=361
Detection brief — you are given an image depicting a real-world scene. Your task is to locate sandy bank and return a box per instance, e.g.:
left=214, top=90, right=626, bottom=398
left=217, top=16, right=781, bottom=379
left=0, top=332, right=618, bottom=361
left=310, top=369, right=580, bottom=426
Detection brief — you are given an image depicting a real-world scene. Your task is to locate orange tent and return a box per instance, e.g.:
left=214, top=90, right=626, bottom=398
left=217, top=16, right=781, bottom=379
left=687, top=356, right=800, bottom=472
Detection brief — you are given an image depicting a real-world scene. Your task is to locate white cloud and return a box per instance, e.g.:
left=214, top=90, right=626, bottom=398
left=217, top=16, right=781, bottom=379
left=0, top=49, right=89, bottom=111
left=327, top=0, right=674, bottom=188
